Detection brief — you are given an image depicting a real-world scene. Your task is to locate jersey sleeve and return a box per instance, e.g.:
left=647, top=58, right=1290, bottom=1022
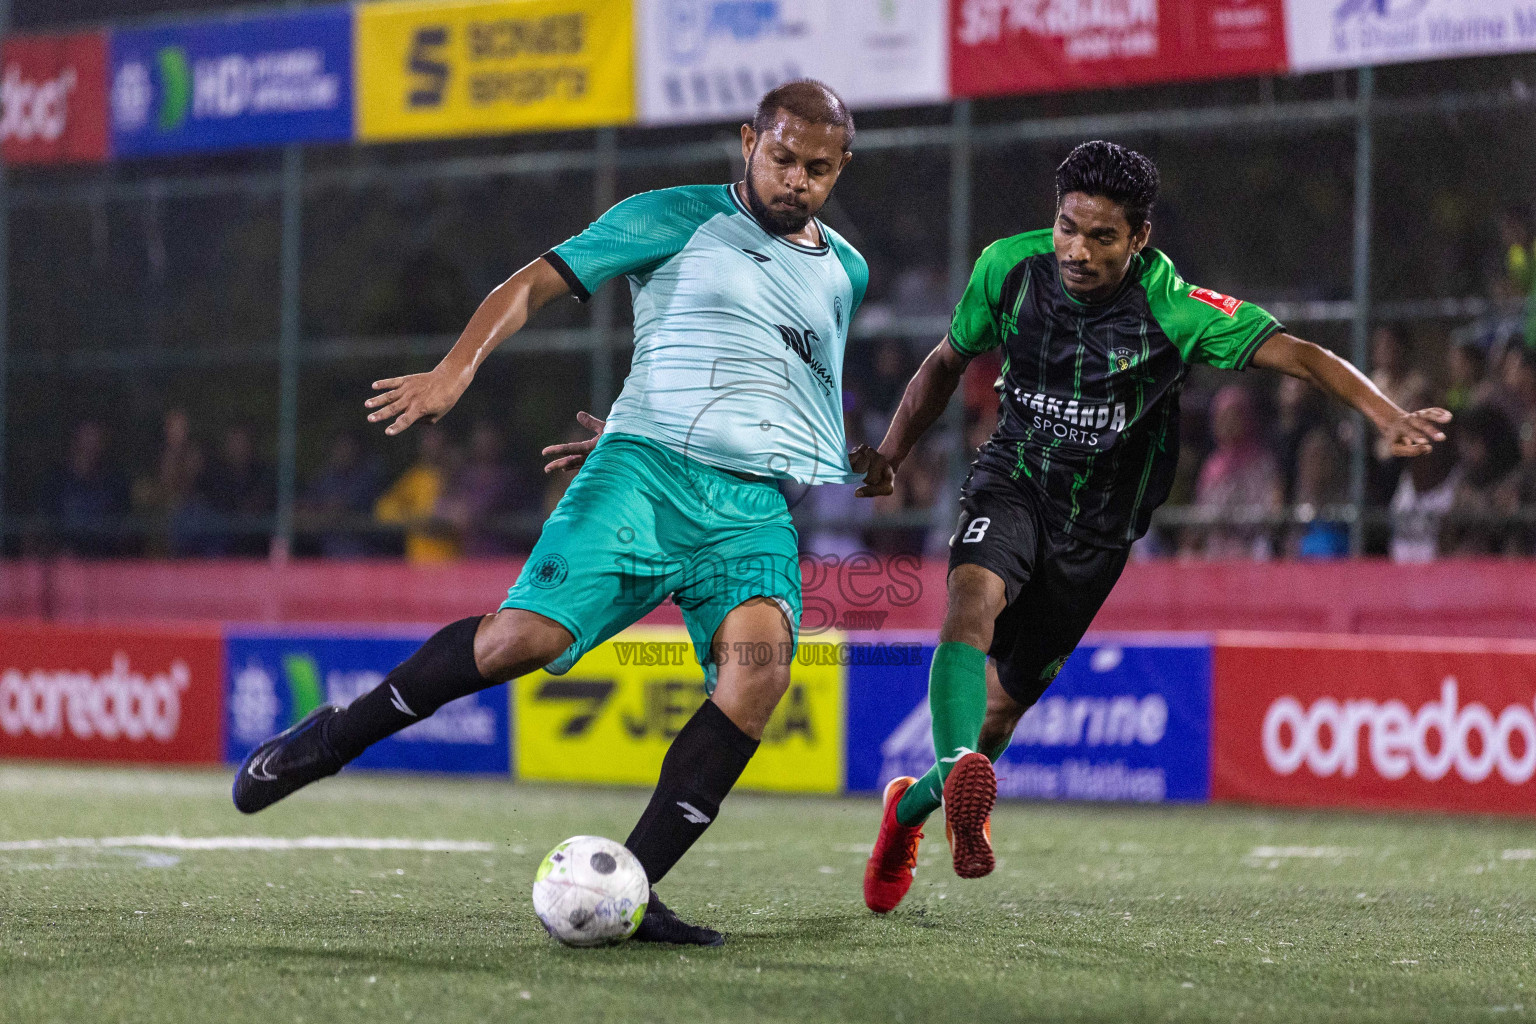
left=1141, top=250, right=1284, bottom=371
left=543, top=186, right=731, bottom=302
left=826, top=228, right=868, bottom=319
left=947, top=240, right=1013, bottom=357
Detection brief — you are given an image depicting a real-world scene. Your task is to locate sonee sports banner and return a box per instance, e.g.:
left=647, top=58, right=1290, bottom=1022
left=355, top=0, right=633, bottom=142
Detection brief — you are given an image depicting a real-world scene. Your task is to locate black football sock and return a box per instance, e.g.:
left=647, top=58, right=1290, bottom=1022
left=625, top=699, right=759, bottom=885
left=323, top=616, right=491, bottom=761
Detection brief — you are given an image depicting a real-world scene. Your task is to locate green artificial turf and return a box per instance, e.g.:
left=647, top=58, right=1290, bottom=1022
left=1, top=763, right=1534, bottom=1023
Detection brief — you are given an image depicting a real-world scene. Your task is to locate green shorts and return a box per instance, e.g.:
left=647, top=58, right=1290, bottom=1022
left=501, top=432, right=801, bottom=690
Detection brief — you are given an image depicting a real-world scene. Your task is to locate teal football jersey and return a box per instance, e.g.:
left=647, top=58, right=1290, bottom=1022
left=544, top=184, right=868, bottom=485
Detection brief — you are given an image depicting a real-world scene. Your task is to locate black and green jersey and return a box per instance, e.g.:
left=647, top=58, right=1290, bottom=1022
left=949, top=229, right=1284, bottom=547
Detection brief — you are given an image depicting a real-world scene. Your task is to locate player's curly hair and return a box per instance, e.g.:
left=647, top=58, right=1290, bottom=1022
left=754, top=80, right=855, bottom=152
left=1055, top=141, right=1159, bottom=232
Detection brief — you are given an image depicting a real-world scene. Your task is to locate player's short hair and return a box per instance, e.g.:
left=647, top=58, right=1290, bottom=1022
left=753, top=80, right=855, bottom=152
left=1055, top=140, right=1159, bottom=233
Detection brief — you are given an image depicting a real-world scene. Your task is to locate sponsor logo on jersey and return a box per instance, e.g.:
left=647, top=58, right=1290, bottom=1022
left=775, top=323, right=836, bottom=396
left=1012, top=386, right=1128, bottom=446
left=740, top=247, right=770, bottom=263
left=1190, top=287, right=1243, bottom=316
left=529, top=554, right=570, bottom=589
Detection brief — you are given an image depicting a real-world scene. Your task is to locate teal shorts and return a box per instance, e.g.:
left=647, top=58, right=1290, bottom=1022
left=502, top=432, right=801, bottom=690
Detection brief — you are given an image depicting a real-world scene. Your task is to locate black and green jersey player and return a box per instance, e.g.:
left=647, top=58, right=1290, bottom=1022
left=861, top=141, right=1454, bottom=908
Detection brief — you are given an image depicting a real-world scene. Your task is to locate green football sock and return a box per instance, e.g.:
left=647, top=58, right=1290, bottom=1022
left=895, top=642, right=988, bottom=827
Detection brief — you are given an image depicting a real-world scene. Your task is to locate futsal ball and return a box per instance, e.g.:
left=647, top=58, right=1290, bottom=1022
left=532, top=835, right=649, bottom=947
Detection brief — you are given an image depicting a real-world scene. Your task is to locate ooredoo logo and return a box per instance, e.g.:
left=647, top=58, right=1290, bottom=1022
left=0, top=652, right=192, bottom=743
left=0, top=64, right=77, bottom=143
left=1261, top=678, right=1536, bottom=785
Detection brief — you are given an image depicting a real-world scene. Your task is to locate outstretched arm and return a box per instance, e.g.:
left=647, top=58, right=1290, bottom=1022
left=365, top=257, right=571, bottom=436
left=1249, top=332, right=1451, bottom=456
left=872, top=338, right=973, bottom=482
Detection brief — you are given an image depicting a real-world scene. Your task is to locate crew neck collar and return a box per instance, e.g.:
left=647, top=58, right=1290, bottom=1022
left=730, top=182, right=830, bottom=255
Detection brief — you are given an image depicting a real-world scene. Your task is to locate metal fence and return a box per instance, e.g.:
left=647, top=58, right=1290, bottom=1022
left=7, top=31, right=1536, bottom=559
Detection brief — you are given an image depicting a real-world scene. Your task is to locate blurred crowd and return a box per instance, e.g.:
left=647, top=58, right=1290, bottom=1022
left=33, top=213, right=1536, bottom=563
left=39, top=412, right=550, bottom=561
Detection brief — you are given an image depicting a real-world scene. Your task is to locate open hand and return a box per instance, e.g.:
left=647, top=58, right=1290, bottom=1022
left=365, top=368, right=469, bottom=436
left=541, top=411, right=606, bottom=473
left=850, top=444, right=895, bottom=498
left=1383, top=407, right=1452, bottom=457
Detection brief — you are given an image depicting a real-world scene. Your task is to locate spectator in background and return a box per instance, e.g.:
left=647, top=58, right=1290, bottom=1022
left=300, top=431, right=384, bottom=558
left=49, top=420, right=129, bottom=557
left=1390, top=426, right=1461, bottom=563
left=1186, top=385, right=1282, bottom=559
left=1287, top=427, right=1350, bottom=559
left=801, top=391, right=875, bottom=559
left=374, top=424, right=459, bottom=562
left=1441, top=404, right=1521, bottom=555
left=1273, top=374, right=1327, bottom=503
left=1444, top=340, right=1492, bottom=415
left=202, top=424, right=274, bottom=557
left=1366, top=324, right=1430, bottom=508
left=1496, top=414, right=1536, bottom=555
left=437, top=420, right=534, bottom=555
left=1498, top=204, right=1536, bottom=351
left=133, top=409, right=205, bottom=557
left=861, top=340, right=913, bottom=441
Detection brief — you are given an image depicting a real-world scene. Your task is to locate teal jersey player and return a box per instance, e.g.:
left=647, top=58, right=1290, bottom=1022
left=545, top=184, right=867, bottom=485
left=233, top=81, right=897, bottom=947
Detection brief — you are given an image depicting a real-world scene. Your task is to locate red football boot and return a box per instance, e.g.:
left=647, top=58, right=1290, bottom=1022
left=943, top=751, right=997, bottom=879
left=863, top=775, right=925, bottom=913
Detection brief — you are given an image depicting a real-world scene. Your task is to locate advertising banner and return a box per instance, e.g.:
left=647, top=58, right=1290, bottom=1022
left=226, top=630, right=509, bottom=775
left=950, top=0, right=1287, bottom=99
left=356, top=0, right=633, bottom=143
left=636, top=0, right=947, bottom=125
left=1213, top=634, right=1536, bottom=815
left=516, top=627, right=844, bottom=793
left=0, top=623, right=224, bottom=764
left=1, top=31, right=110, bottom=164
left=847, top=633, right=1212, bottom=802
left=1286, top=0, right=1536, bottom=73
left=110, top=5, right=353, bottom=157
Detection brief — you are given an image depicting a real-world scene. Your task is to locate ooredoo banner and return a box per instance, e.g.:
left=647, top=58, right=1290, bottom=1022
left=516, top=627, right=844, bottom=793
left=110, top=5, right=353, bottom=157
left=356, top=0, right=633, bottom=142
left=636, top=0, right=948, bottom=125
left=1213, top=634, right=1536, bottom=815
left=225, top=629, right=509, bottom=775
left=1286, top=0, right=1536, bottom=73
left=950, top=0, right=1287, bottom=99
left=0, top=623, right=223, bottom=764
left=1, top=31, right=110, bottom=164
left=846, top=633, right=1212, bottom=802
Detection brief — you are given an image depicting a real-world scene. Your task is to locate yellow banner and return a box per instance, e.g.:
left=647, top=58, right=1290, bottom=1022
left=516, top=628, right=844, bottom=793
left=356, top=0, right=633, bottom=142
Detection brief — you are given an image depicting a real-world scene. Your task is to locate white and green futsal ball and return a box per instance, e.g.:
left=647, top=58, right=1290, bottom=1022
left=532, top=835, right=649, bottom=947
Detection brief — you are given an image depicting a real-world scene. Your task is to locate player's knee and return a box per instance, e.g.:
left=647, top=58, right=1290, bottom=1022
left=473, top=609, right=573, bottom=682
left=940, top=572, right=1005, bottom=650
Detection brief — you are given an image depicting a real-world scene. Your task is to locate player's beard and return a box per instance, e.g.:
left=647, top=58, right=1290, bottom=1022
left=744, top=151, right=813, bottom=236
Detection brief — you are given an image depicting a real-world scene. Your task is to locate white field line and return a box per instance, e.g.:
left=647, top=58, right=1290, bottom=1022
left=0, top=836, right=495, bottom=853
left=1246, top=846, right=1360, bottom=860
left=1502, top=849, right=1535, bottom=860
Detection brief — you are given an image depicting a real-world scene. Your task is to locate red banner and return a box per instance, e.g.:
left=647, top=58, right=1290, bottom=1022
left=0, top=31, right=110, bottom=165
left=0, top=623, right=223, bottom=764
left=1213, top=634, right=1536, bottom=815
left=950, top=0, right=1288, bottom=99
